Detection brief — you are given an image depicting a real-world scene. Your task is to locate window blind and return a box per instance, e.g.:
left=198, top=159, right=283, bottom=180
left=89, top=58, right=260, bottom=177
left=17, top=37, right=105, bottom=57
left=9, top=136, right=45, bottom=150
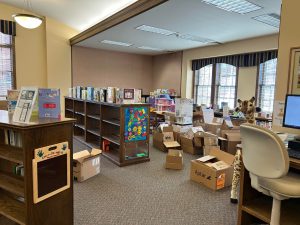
left=0, top=32, right=15, bottom=99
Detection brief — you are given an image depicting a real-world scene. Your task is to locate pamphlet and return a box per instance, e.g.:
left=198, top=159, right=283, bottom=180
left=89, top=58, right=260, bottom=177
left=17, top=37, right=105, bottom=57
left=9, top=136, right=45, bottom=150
left=38, top=89, right=61, bottom=118
left=7, top=90, right=20, bottom=113
left=13, top=87, right=38, bottom=123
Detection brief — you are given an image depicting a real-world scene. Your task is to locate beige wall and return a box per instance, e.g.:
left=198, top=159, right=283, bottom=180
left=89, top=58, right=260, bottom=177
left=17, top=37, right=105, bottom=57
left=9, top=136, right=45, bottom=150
left=0, top=3, right=47, bottom=88
left=152, top=52, right=182, bottom=95
left=274, top=0, right=300, bottom=133
left=72, top=46, right=153, bottom=94
left=237, top=67, right=257, bottom=101
left=1, top=3, right=78, bottom=116
left=45, top=18, right=78, bottom=114
left=182, top=34, right=279, bottom=98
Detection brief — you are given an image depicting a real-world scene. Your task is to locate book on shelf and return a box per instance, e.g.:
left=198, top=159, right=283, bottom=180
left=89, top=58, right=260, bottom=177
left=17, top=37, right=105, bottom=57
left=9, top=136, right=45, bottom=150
left=4, top=129, right=22, bottom=148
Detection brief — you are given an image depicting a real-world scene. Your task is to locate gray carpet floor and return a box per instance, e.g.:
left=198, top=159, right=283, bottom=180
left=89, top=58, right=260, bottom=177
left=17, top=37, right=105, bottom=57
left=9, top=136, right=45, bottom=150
left=0, top=138, right=238, bottom=225
left=74, top=138, right=238, bottom=225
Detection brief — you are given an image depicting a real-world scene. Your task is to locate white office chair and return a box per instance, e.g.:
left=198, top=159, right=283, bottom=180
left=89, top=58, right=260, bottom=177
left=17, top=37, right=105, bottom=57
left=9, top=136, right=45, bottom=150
left=240, top=124, right=300, bottom=225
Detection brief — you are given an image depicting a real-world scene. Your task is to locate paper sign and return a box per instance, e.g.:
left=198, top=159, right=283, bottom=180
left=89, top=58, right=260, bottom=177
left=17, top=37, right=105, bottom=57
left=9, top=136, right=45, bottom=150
left=223, top=116, right=233, bottom=128
left=203, top=108, right=214, bottom=123
left=223, top=105, right=229, bottom=117
left=13, top=87, right=38, bottom=123
left=273, top=101, right=285, bottom=126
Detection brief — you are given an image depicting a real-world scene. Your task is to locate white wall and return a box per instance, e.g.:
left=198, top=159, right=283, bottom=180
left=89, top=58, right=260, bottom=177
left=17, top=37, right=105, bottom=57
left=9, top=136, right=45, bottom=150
left=237, top=67, right=257, bottom=101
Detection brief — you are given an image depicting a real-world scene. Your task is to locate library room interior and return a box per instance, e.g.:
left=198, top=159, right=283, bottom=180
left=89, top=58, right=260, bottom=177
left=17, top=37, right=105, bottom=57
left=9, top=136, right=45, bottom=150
left=0, top=0, right=300, bottom=225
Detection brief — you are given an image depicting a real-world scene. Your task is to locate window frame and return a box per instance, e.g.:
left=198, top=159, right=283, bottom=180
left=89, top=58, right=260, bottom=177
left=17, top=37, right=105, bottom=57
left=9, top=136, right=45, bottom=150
left=255, top=58, right=277, bottom=113
left=193, top=63, right=238, bottom=109
left=0, top=33, right=16, bottom=99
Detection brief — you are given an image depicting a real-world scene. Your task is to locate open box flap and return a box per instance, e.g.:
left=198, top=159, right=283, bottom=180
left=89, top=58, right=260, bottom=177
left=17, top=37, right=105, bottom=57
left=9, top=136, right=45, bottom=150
left=73, top=150, right=91, bottom=164
left=210, top=148, right=235, bottom=165
left=91, top=148, right=102, bottom=156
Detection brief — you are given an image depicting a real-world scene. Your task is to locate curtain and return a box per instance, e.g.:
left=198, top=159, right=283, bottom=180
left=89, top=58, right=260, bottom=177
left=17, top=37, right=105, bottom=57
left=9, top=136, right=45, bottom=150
left=0, top=20, right=16, bottom=36
left=192, top=49, right=278, bottom=71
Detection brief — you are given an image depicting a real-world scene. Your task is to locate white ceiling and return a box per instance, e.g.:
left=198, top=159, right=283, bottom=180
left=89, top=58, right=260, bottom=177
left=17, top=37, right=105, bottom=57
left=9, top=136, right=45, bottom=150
left=77, top=0, right=281, bottom=55
left=0, top=0, right=281, bottom=55
left=0, top=0, right=138, bottom=31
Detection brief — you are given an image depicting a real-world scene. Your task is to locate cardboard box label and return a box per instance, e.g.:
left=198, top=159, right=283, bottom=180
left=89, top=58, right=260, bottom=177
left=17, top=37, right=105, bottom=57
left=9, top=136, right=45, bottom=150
left=216, top=173, right=226, bottom=190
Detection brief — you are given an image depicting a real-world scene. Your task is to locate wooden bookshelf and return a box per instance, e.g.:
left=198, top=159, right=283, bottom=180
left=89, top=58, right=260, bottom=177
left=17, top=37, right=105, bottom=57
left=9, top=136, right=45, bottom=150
left=0, top=110, right=75, bottom=225
left=65, top=97, right=150, bottom=166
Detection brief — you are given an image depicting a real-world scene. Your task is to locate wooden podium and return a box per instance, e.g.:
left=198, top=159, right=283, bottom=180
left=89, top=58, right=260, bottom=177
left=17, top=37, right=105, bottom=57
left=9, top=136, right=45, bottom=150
left=0, top=110, right=75, bottom=225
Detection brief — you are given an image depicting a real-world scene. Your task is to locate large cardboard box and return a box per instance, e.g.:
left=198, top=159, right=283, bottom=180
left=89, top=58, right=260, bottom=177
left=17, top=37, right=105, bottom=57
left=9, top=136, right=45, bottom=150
left=153, top=126, right=181, bottom=152
left=153, top=130, right=165, bottom=151
left=163, top=132, right=181, bottom=150
left=181, top=136, right=202, bottom=155
left=165, top=150, right=183, bottom=170
left=194, top=132, right=218, bottom=148
left=206, top=118, right=223, bottom=136
left=73, top=149, right=102, bottom=182
left=221, top=132, right=241, bottom=155
left=190, top=148, right=235, bottom=191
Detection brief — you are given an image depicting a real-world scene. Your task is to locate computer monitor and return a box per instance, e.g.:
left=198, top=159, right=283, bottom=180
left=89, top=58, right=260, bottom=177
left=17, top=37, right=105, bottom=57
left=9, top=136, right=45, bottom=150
left=283, top=95, right=300, bottom=129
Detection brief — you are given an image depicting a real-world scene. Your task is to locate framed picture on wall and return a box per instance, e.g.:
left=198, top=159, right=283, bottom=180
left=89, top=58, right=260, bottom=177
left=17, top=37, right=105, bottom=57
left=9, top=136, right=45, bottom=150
left=124, top=89, right=134, bottom=99
left=289, top=47, right=300, bottom=94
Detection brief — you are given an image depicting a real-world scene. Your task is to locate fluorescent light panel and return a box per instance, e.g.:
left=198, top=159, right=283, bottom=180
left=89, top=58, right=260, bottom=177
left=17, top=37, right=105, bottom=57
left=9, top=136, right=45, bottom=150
left=138, top=46, right=164, bottom=51
left=101, top=40, right=132, bottom=47
left=136, top=25, right=175, bottom=36
left=177, top=34, right=216, bottom=43
left=202, top=0, right=262, bottom=14
left=252, top=13, right=280, bottom=28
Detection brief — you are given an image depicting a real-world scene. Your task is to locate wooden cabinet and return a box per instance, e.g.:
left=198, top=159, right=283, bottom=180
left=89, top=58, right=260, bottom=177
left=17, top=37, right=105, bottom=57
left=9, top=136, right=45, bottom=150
left=238, top=161, right=300, bottom=225
left=65, top=97, right=150, bottom=166
left=0, top=110, right=75, bottom=225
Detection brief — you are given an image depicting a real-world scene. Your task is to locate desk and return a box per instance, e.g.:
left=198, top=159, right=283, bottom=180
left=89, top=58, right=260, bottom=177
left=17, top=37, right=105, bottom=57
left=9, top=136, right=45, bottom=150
left=237, top=156, right=300, bottom=225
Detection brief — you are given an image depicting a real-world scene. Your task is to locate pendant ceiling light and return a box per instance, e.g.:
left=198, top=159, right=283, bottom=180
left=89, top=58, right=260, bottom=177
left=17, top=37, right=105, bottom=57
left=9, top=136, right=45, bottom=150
left=12, top=0, right=43, bottom=29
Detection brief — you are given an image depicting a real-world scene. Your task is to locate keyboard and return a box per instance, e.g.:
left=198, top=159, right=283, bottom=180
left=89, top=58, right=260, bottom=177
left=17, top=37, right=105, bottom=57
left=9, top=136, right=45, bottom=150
left=288, top=148, right=300, bottom=160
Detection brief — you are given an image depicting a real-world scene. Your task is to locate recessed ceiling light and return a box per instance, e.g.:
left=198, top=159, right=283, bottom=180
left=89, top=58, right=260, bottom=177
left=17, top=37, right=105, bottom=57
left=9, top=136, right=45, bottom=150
left=138, top=46, right=164, bottom=51
left=100, top=40, right=132, bottom=47
left=136, top=25, right=176, bottom=36
left=202, top=0, right=262, bottom=14
left=252, top=13, right=280, bottom=28
left=177, top=34, right=217, bottom=43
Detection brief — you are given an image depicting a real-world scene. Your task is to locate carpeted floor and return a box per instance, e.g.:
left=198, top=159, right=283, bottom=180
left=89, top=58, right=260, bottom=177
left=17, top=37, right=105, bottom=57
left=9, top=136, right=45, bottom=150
left=0, top=138, right=238, bottom=225
left=74, top=138, right=238, bottom=225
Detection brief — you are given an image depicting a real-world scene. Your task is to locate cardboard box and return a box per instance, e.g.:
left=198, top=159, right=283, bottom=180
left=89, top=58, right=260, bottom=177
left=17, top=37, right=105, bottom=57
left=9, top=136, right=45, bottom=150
left=165, top=149, right=183, bottom=170
left=203, top=145, right=220, bottom=156
left=181, top=136, right=202, bottom=155
left=176, top=116, right=193, bottom=125
left=153, top=126, right=180, bottom=152
left=206, top=118, right=223, bottom=136
left=153, top=130, right=165, bottom=151
left=73, top=149, right=102, bottom=182
left=194, top=132, right=218, bottom=148
left=172, top=124, right=193, bottom=133
left=220, top=132, right=241, bottom=155
left=190, top=147, right=234, bottom=191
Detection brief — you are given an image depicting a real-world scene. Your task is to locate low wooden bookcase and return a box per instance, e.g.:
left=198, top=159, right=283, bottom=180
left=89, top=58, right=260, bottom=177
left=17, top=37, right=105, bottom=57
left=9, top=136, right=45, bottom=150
left=0, top=110, right=75, bottom=225
left=65, top=97, right=150, bottom=167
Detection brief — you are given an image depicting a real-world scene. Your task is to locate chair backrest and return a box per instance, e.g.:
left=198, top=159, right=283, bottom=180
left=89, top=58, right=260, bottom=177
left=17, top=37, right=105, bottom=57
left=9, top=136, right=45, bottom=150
left=240, top=124, right=289, bottom=178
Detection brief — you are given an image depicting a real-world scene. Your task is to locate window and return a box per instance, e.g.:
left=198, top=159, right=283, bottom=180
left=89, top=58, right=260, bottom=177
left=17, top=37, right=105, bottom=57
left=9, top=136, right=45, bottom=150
left=194, top=64, right=213, bottom=106
left=193, top=63, right=237, bottom=109
left=0, top=32, right=15, bottom=99
left=215, top=63, right=237, bottom=109
left=257, top=58, right=277, bottom=113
